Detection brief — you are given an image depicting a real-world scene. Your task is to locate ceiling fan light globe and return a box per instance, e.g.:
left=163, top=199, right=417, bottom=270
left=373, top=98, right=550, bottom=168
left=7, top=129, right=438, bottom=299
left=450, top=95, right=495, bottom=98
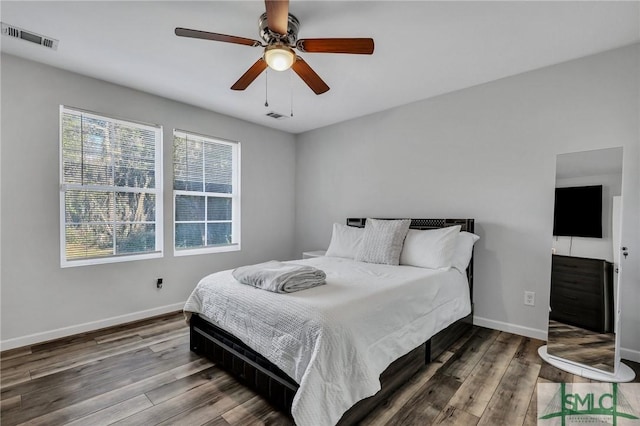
left=264, top=46, right=295, bottom=71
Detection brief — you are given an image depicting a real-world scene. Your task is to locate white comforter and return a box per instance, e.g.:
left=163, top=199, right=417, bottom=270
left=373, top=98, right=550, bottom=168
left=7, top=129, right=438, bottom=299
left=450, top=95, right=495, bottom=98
left=183, top=256, right=471, bottom=426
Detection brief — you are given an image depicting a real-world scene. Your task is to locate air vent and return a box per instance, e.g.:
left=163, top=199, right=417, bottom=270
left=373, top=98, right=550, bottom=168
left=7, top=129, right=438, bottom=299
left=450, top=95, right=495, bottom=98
left=265, top=111, right=289, bottom=120
left=1, top=22, right=58, bottom=50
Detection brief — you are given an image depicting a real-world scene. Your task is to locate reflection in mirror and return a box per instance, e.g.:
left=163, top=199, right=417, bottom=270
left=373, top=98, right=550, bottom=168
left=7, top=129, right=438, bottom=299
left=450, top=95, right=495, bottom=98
left=539, top=147, right=635, bottom=382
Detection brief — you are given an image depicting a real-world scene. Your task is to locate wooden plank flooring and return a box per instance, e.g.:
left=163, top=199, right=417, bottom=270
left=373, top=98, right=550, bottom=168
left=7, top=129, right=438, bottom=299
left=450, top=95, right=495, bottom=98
left=2, top=312, right=639, bottom=426
left=547, top=320, right=616, bottom=372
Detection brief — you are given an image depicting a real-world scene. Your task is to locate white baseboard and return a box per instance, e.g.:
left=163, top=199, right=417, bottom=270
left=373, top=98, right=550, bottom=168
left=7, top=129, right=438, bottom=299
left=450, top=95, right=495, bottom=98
left=474, top=316, right=640, bottom=364
left=0, top=302, right=185, bottom=352
left=620, top=347, right=640, bottom=363
left=473, top=316, right=548, bottom=341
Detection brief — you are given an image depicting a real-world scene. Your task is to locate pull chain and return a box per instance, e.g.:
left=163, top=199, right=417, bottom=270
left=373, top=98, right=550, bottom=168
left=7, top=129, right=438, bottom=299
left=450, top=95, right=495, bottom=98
left=290, top=71, right=294, bottom=117
left=264, top=68, right=269, bottom=107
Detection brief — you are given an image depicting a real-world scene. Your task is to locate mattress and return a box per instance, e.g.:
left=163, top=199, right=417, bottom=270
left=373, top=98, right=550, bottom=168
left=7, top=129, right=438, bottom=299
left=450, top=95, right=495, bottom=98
left=184, top=256, right=471, bottom=426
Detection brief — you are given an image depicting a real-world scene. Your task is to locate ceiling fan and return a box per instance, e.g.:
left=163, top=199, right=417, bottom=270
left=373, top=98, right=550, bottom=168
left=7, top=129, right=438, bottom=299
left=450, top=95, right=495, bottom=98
left=175, top=0, right=374, bottom=95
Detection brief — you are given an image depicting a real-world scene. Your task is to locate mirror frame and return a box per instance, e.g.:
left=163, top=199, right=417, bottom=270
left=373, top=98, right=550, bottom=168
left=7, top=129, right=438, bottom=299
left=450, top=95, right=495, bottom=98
left=538, top=147, right=634, bottom=382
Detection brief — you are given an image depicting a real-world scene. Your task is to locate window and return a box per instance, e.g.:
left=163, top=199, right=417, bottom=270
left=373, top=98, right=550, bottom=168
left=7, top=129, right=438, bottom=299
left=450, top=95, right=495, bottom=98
left=59, top=106, right=163, bottom=267
left=173, top=130, right=240, bottom=255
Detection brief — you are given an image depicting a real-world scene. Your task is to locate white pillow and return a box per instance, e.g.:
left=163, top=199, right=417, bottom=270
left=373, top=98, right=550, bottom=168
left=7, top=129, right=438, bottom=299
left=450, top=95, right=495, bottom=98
left=325, top=223, right=364, bottom=259
left=355, top=219, right=411, bottom=265
left=451, top=231, right=480, bottom=272
left=399, top=225, right=461, bottom=269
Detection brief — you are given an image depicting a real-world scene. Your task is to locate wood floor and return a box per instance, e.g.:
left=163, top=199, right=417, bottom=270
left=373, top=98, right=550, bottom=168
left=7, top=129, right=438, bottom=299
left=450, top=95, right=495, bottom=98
left=1, top=312, right=639, bottom=426
left=547, top=320, right=616, bottom=372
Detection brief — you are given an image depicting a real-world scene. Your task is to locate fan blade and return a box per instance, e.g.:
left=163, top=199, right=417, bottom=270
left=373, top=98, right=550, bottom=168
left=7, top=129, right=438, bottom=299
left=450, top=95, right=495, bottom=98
left=265, top=0, right=290, bottom=36
left=296, top=38, right=374, bottom=54
left=231, top=59, right=268, bottom=90
left=291, top=56, right=329, bottom=95
left=175, top=27, right=262, bottom=47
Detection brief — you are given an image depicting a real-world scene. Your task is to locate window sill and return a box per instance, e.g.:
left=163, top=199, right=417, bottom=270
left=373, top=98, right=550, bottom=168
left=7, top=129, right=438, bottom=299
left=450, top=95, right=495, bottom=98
left=173, top=244, right=240, bottom=257
left=61, top=250, right=163, bottom=268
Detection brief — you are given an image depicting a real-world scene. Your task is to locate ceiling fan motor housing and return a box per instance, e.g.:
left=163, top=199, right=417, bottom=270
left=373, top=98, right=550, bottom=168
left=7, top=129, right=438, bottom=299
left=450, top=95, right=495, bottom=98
left=259, top=12, right=299, bottom=45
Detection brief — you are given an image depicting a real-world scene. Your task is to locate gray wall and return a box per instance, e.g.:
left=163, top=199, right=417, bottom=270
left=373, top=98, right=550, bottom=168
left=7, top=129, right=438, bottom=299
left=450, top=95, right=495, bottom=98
left=1, top=54, right=297, bottom=346
left=294, top=44, right=640, bottom=359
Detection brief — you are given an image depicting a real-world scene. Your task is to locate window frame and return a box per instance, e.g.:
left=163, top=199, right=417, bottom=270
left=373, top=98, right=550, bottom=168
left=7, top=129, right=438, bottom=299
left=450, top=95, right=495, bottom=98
left=59, top=106, right=163, bottom=268
left=172, top=129, right=241, bottom=256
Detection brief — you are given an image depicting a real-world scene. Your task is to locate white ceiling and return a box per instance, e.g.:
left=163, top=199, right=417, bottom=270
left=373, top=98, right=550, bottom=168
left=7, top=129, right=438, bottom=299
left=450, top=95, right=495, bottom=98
left=1, top=1, right=639, bottom=134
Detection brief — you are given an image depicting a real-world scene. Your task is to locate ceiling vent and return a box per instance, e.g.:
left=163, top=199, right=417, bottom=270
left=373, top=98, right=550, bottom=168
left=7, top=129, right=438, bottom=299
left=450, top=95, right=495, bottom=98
left=1, top=22, right=58, bottom=50
left=265, top=111, right=289, bottom=120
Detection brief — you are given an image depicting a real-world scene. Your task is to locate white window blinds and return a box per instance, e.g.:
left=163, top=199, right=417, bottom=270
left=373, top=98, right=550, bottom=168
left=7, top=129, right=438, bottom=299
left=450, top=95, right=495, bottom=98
left=60, top=106, right=163, bottom=267
left=173, top=130, right=240, bottom=254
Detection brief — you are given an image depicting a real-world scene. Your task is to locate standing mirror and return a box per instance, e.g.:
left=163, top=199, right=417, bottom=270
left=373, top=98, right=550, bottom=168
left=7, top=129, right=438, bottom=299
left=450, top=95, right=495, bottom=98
left=538, top=147, right=635, bottom=382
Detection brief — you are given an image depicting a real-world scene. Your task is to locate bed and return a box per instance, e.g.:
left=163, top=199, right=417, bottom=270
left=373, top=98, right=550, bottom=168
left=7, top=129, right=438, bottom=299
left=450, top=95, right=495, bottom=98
left=184, top=218, right=475, bottom=425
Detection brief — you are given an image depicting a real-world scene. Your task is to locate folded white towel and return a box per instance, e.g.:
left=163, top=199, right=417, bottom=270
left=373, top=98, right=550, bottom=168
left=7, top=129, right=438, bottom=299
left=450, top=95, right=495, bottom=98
left=232, top=261, right=326, bottom=293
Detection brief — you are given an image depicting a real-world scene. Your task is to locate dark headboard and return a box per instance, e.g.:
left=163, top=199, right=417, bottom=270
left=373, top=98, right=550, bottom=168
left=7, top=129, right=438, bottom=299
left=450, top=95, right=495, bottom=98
left=346, top=218, right=475, bottom=302
left=346, top=218, right=473, bottom=233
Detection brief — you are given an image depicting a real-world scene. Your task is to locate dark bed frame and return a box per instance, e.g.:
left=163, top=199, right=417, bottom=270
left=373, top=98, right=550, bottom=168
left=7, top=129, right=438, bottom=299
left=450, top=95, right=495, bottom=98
left=190, top=218, right=475, bottom=424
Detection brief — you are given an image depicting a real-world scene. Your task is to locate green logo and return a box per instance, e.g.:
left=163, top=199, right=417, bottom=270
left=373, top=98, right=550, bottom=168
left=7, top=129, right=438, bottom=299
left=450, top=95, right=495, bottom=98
left=538, top=383, right=640, bottom=425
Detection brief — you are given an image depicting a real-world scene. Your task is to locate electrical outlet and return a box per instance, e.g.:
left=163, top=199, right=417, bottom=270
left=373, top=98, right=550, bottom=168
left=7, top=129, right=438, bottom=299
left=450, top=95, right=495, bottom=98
left=156, top=278, right=163, bottom=289
left=524, top=291, right=535, bottom=306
